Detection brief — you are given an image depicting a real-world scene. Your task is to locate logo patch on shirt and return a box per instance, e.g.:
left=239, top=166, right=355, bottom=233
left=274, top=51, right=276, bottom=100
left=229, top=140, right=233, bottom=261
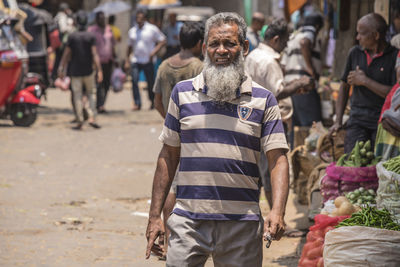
left=238, top=105, right=252, bottom=120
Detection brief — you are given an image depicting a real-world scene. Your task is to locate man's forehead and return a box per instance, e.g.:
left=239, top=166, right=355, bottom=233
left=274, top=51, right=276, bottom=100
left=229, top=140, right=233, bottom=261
left=208, top=23, right=239, bottom=38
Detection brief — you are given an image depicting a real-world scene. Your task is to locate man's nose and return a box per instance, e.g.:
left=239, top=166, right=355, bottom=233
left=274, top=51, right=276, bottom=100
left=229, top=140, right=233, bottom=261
left=216, top=44, right=228, bottom=54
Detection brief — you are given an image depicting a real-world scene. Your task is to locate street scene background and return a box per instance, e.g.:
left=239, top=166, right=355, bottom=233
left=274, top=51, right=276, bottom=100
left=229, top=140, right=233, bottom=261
left=0, top=86, right=309, bottom=266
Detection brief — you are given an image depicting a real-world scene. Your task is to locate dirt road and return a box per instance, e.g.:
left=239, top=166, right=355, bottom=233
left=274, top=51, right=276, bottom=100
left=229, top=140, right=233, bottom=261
left=0, top=88, right=309, bottom=266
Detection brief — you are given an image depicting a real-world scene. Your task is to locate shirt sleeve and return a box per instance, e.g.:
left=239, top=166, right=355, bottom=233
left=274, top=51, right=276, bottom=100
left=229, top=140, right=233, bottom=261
left=260, top=93, right=289, bottom=153
left=159, top=85, right=181, bottom=147
left=155, top=27, right=166, bottom=43
left=153, top=68, right=162, bottom=94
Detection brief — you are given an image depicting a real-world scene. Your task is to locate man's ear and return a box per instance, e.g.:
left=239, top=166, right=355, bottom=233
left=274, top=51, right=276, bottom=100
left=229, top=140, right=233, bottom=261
left=202, top=42, right=206, bottom=57
left=374, top=31, right=380, bottom=41
left=243, top=39, right=250, bottom=56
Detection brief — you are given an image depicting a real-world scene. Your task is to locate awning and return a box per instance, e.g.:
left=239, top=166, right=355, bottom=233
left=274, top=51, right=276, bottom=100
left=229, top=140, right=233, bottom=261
left=285, top=0, right=307, bottom=16
left=137, top=0, right=181, bottom=10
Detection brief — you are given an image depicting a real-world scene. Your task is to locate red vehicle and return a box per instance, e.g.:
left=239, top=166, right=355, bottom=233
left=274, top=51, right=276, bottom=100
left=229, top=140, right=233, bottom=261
left=0, top=17, right=44, bottom=126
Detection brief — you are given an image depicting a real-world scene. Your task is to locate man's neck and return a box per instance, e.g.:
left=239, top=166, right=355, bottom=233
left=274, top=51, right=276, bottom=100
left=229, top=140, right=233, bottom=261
left=264, top=41, right=279, bottom=54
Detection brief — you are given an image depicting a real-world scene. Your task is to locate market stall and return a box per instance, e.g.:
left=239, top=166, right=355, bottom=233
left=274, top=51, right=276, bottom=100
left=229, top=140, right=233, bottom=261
left=294, top=135, right=400, bottom=266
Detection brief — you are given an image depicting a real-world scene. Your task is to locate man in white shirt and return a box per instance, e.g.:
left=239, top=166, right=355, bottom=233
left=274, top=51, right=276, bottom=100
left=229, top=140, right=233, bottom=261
left=125, top=10, right=166, bottom=110
left=245, top=18, right=313, bottom=237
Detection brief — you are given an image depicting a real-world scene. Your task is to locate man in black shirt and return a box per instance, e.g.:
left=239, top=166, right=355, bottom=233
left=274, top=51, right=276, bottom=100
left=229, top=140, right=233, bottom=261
left=329, top=13, right=398, bottom=153
left=58, top=11, right=103, bottom=130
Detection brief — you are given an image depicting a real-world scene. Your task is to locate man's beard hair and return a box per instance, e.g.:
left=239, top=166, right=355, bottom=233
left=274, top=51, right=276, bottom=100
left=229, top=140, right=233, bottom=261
left=203, top=50, right=245, bottom=103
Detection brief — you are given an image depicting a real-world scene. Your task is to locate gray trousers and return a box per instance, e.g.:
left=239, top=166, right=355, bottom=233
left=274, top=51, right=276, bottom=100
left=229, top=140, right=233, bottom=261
left=166, top=213, right=263, bottom=267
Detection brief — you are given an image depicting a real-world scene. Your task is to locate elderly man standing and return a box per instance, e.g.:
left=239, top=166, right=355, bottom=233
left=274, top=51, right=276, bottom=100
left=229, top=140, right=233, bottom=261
left=146, top=13, right=289, bottom=266
left=329, top=13, right=398, bottom=153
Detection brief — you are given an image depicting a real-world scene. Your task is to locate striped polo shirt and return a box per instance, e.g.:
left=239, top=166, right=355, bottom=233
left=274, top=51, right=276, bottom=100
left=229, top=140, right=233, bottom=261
left=159, top=73, right=289, bottom=221
left=281, top=25, right=322, bottom=83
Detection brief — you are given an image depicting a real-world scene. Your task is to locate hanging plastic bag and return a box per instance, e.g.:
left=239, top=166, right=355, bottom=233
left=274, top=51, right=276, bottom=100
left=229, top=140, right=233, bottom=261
left=111, top=67, right=126, bottom=93
left=324, top=226, right=400, bottom=267
left=376, top=161, right=400, bottom=223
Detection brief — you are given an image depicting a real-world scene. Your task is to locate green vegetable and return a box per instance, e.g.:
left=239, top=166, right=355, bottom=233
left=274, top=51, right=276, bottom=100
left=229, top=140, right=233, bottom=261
left=360, top=148, right=367, bottom=156
left=366, top=151, right=374, bottom=159
left=336, top=206, right=400, bottom=231
left=363, top=140, right=371, bottom=151
left=368, top=189, right=375, bottom=195
left=361, top=158, right=369, bottom=166
left=358, top=141, right=365, bottom=148
left=383, top=155, right=400, bottom=174
left=337, top=153, right=347, bottom=166
left=368, top=156, right=382, bottom=166
left=353, top=141, right=362, bottom=167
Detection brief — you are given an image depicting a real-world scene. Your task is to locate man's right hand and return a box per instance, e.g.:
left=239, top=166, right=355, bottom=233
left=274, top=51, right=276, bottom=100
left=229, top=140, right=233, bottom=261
left=328, top=122, right=341, bottom=138
left=145, top=216, right=166, bottom=259
left=297, top=76, right=315, bottom=94
left=124, top=60, right=130, bottom=73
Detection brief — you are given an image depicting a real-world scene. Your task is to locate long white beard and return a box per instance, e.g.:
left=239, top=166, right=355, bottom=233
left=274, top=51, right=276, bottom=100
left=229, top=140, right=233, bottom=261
left=203, top=51, right=245, bottom=103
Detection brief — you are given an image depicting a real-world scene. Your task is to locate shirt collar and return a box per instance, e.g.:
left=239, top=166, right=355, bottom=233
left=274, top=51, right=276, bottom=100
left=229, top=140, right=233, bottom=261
left=192, top=72, right=253, bottom=96
left=257, top=43, right=281, bottom=60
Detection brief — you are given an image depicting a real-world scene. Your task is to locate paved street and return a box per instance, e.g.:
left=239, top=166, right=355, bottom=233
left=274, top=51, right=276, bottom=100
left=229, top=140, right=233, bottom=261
left=0, top=87, right=310, bottom=266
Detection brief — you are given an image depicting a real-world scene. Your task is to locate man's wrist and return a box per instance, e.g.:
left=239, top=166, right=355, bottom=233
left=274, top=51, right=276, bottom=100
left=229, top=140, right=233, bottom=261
left=149, top=214, right=162, bottom=221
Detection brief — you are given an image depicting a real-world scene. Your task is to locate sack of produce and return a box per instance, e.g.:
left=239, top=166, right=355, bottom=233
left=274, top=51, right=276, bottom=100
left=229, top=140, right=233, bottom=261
left=376, top=157, right=400, bottom=223
left=298, top=214, right=348, bottom=267
left=321, top=140, right=380, bottom=202
left=324, top=226, right=400, bottom=267
left=324, top=206, right=400, bottom=266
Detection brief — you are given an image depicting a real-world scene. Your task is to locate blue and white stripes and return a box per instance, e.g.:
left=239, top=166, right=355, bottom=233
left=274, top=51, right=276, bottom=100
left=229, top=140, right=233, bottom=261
left=159, top=74, right=288, bottom=221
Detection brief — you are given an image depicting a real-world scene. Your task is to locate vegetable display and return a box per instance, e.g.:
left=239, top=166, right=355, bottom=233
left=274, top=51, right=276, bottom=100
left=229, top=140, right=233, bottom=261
left=382, top=155, right=400, bottom=174
left=336, top=206, right=400, bottom=231
left=330, top=196, right=357, bottom=216
left=336, top=140, right=381, bottom=167
left=345, top=187, right=376, bottom=205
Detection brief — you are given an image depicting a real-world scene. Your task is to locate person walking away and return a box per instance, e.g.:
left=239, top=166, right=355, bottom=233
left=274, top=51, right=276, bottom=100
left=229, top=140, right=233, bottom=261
left=125, top=10, right=166, bottom=110
left=162, top=12, right=182, bottom=60
left=145, top=12, right=289, bottom=266
left=245, top=18, right=314, bottom=237
left=329, top=13, right=398, bottom=153
left=247, top=12, right=265, bottom=52
left=58, top=10, right=103, bottom=130
left=281, top=12, right=324, bottom=148
left=152, top=21, right=204, bottom=257
left=88, top=11, right=115, bottom=114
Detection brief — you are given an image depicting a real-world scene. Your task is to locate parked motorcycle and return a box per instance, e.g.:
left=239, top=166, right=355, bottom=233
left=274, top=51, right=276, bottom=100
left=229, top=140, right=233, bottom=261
left=0, top=17, right=44, bottom=126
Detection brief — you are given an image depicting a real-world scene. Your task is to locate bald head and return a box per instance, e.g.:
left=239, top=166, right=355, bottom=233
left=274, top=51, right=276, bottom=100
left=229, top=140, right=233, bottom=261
left=359, top=13, right=388, bottom=41
left=251, top=12, right=265, bottom=32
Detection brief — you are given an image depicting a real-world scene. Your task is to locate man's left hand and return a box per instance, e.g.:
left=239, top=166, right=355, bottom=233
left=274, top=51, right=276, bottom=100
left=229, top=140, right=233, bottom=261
left=347, top=66, right=366, bottom=86
left=145, top=216, right=166, bottom=259
left=264, top=210, right=285, bottom=241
